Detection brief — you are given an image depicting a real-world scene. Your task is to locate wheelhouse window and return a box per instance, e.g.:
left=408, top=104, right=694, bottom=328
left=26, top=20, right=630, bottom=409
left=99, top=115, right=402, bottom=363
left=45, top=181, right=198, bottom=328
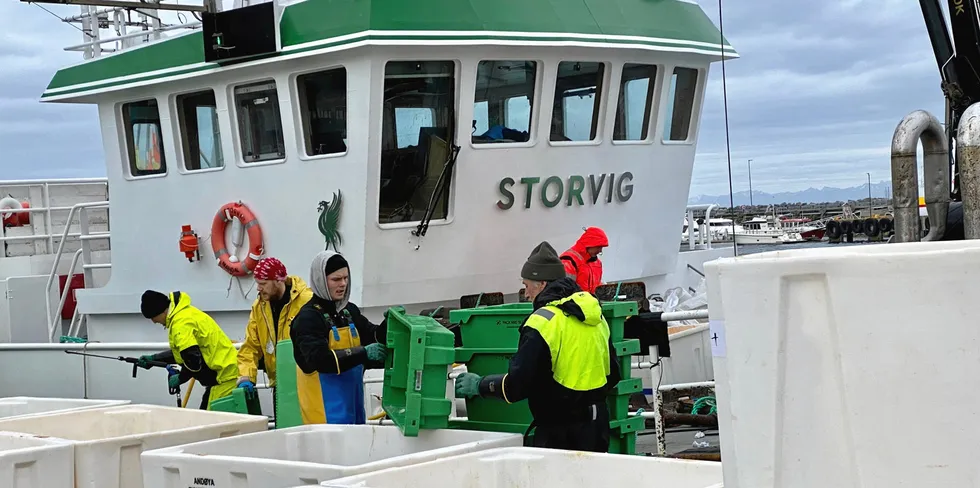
left=663, top=67, right=699, bottom=142
left=550, top=61, right=604, bottom=142
left=297, top=67, right=347, bottom=156
left=234, top=80, right=285, bottom=163
left=379, top=61, right=456, bottom=225
left=472, top=60, right=536, bottom=144
left=122, top=99, right=166, bottom=177
left=614, top=64, right=658, bottom=141
left=176, top=90, right=224, bottom=171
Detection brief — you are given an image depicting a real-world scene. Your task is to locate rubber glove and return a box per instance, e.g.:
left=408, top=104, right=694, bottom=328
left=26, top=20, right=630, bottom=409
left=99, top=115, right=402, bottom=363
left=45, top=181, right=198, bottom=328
left=237, top=380, right=257, bottom=400
left=454, top=372, right=483, bottom=399
left=365, top=343, right=387, bottom=362
left=168, top=372, right=181, bottom=390
left=137, top=354, right=156, bottom=369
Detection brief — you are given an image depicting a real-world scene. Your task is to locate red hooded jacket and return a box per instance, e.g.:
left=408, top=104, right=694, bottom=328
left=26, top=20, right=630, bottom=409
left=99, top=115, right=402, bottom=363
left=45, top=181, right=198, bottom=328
left=560, top=227, right=609, bottom=294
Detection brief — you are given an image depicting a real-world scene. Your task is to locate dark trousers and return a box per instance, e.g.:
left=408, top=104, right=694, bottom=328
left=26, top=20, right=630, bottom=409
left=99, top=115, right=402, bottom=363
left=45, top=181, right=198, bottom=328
left=525, top=403, right=610, bottom=452
left=198, top=386, right=211, bottom=410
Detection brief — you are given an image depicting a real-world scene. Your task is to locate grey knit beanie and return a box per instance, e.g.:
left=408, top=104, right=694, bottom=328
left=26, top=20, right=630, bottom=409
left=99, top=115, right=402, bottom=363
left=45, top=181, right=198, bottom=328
left=521, top=241, right=566, bottom=281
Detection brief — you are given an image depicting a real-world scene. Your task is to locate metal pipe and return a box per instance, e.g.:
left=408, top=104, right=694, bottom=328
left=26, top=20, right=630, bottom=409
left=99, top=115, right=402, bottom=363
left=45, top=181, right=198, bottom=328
left=661, top=310, right=708, bottom=321
left=890, top=110, right=949, bottom=242
left=0, top=206, right=81, bottom=214
left=0, top=177, right=107, bottom=186
left=658, top=381, right=715, bottom=391
left=957, top=102, right=980, bottom=238
left=0, top=232, right=99, bottom=243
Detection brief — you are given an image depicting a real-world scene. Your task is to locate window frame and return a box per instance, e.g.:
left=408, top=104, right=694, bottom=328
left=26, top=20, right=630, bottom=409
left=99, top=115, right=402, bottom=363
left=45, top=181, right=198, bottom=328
left=375, top=58, right=460, bottom=230
left=611, top=62, right=661, bottom=146
left=661, top=66, right=703, bottom=146
left=468, top=59, right=541, bottom=150
left=292, top=65, right=349, bottom=161
left=547, top=60, right=609, bottom=147
left=171, top=88, right=226, bottom=175
left=230, top=78, right=288, bottom=168
left=118, top=96, right=168, bottom=180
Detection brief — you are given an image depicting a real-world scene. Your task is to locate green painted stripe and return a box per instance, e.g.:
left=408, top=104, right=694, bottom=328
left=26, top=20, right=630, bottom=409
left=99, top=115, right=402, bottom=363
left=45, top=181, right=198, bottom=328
left=45, top=0, right=733, bottom=95
left=43, top=32, right=734, bottom=99
left=47, top=32, right=206, bottom=92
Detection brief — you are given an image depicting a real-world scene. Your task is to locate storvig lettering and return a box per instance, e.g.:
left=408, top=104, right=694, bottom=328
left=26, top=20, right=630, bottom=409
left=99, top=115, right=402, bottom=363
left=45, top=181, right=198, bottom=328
left=496, top=172, right=634, bottom=210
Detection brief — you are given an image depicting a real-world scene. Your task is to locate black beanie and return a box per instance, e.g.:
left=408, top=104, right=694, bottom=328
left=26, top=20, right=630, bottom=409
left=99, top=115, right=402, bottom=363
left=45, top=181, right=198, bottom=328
left=324, top=254, right=349, bottom=277
left=521, top=241, right=567, bottom=282
left=141, top=290, right=170, bottom=319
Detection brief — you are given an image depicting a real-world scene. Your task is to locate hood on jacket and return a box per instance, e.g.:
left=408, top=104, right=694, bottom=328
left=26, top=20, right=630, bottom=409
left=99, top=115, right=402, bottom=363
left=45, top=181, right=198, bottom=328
left=532, top=276, right=603, bottom=326
left=573, top=227, right=609, bottom=254
left=309, top=250, right=350, bottom=311
left=166, top=291, right=192, bottom=327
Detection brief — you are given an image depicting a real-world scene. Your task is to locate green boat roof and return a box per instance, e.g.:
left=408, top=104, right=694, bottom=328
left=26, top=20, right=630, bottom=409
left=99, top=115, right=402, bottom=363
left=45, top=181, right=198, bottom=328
left=43, top=0, right=736, bottom=101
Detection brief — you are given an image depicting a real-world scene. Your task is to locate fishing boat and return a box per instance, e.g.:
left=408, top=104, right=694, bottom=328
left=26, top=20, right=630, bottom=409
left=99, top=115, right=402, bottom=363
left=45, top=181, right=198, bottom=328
left=1, top=0, right=734, bottom=414
left=733, top=207, right=806, bottom=245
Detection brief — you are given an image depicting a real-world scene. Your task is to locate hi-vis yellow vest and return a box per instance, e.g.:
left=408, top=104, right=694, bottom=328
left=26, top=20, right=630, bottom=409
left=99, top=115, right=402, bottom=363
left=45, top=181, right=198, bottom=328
left=523, top=291, right=610, bottom=391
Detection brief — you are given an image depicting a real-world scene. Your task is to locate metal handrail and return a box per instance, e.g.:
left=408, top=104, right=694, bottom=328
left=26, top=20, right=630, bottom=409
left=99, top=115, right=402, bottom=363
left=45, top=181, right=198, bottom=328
left=64, top=22, right=202, bottom=52
left=0, top=178, right=108, bottom=251
left=49, top=249, right=84, bottom=342
left=44, top=201, right=110, bottom=341
left=0, top=177, right=107, bottom=186
left=0, top=233, right=109, bottom=243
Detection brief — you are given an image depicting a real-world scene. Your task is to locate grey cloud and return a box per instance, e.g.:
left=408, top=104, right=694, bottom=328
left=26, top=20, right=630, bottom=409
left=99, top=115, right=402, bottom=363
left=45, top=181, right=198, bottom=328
left=0, top=0, right=953, bottom=194
left=691, top=0, right=946, bottom=197
left=0, top=3, right=105, bottom=180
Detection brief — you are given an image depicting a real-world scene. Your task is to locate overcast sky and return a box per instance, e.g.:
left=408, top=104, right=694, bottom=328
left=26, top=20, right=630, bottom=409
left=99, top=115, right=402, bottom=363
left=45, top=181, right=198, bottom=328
left=0, top=0, right=948, bottom=197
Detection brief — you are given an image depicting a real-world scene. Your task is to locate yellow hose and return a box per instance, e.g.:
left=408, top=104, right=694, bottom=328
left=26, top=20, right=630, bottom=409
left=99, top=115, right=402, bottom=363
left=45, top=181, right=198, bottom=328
left=367, top=410, right=386, bottom=421
left=181, top=378, right=196, bottom=408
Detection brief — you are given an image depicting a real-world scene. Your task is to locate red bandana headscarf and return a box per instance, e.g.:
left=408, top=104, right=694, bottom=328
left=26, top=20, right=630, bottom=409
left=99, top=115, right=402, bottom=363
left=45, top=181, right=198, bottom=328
left=254, top=257, right=287, bottom=281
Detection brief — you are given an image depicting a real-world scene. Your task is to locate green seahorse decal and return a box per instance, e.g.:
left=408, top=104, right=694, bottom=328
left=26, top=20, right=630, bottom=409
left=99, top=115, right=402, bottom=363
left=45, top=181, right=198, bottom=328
left=317, top=190, right=343, bottom=251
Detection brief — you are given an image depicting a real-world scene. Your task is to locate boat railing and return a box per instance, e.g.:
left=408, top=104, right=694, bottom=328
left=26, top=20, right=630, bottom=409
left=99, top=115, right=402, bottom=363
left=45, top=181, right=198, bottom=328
left=44, top=201, right=111, bottom=342
left=0, top=178, right=108, bottom=254
left=52, top=0, right=221, bottom=60
left=684, top=204, right=719, bottom=250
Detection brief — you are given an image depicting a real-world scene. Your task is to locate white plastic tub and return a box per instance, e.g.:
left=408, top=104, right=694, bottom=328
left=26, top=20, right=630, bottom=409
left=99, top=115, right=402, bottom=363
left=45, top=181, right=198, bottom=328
left=706, top=241, right=980, bottom=488
left=314, top=446, right=722, bottom=488
left=0, top=404, right=267, bottom=488
left=0, top=396, right=130, bottom=420
left=140, top=424, right=522, bottom=488
left=0, top=431, right=74, bottom=488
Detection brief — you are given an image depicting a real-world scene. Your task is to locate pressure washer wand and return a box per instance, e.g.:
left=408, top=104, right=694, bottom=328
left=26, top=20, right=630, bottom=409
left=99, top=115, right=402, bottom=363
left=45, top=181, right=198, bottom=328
left=64, top=350, right=169, bottom=376
left=64, top=350, right=182, bottom=405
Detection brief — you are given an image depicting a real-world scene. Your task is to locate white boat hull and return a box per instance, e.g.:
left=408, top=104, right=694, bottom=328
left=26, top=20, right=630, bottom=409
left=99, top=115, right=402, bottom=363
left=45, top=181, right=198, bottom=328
left=734, top=232, right=805, bottom=245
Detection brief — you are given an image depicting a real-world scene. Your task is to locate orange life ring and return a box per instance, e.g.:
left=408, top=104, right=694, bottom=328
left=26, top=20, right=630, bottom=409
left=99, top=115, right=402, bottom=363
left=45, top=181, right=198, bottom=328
left=210, top=202, right=264, bottom=277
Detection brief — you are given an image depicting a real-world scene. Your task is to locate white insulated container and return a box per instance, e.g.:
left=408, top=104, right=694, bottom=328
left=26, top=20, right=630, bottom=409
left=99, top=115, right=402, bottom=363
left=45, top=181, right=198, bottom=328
left=706, top=241, right=980, bottom=488
left=0, top=396, right=129, bottom=420
left=140, top=424, right=522, bottom=488
left=315, top=446, right=723, bottom=488
left=0, top=431, right=74, bottom=488
left=0, top=404, right=267, bottom=488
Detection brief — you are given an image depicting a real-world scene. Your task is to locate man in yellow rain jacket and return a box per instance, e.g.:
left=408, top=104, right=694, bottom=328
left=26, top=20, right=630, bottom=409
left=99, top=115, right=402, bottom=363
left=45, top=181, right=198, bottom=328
left=138, top=290, right=239, bottom=409
left=289, top=250, right=388, bottom=424
left=236, top=257, right=312, bottom=406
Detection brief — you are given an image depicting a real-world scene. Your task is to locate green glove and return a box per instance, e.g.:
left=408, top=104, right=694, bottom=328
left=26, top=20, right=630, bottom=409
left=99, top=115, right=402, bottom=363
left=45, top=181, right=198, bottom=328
left=137, top=355, right=155, bottom=370
left=454, top=372, right=483, bottom=398
left=365, top=343, right=387, bottom=362
left=168, top=372, right=181, bottom=390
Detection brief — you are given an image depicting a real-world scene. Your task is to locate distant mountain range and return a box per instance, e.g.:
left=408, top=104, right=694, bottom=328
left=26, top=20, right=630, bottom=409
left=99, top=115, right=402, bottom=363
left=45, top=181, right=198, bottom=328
left=688, top=181, right=893, bottom=206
